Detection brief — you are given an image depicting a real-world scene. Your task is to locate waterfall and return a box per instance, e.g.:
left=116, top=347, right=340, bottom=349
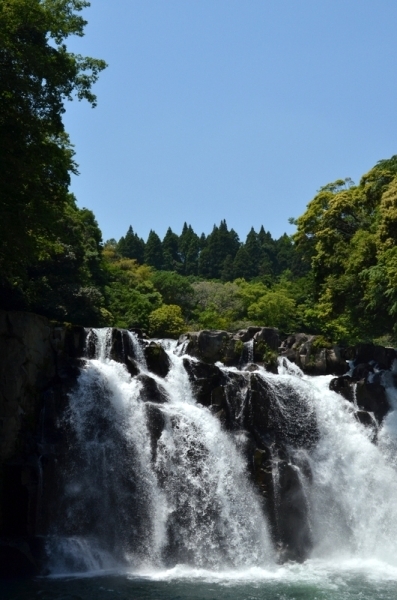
left=47, top=328, right=397, bottom=575
left=48, top=329, right=274, bottom=573
left=254, top=364, right=397, bottom=565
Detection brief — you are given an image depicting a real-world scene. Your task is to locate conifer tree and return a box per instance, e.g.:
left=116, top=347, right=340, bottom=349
left=144, top=230, right=163, bottom=269
left=199, top=221, right=240, bottom=278
left=117, top=226, right=145, bottom=263
left=233, top=246, right=254, bottom=279
left=179, top=223, right=200, bottom=275
left=244, top=228, right=262, bottom=277
left=162, top=227, right=182, bottom=271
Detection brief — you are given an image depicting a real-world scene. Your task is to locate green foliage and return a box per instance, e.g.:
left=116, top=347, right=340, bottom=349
left=144, top=230, right=163, bottom=269
left=102, top=250, right=161, bottom=329
left=311, top=336, right=333, bottom=349
left=151, top=271, right=194, bottom=316
left=149, top=305, right=186, bottom=338
left=192, top=281, right=245, bottom=329
left=247, top=290, right=297, bottom=332
left=199, top=220, right=240, bottom=279
left=117, top=226, right=145, bottom=263
left=255, top=340, right=278, bottom=370
left=0, top=0, right=106, bottom=324
left=293, top=156, right=397, bottom=342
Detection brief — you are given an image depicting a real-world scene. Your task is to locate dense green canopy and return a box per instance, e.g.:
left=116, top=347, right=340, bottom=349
left=0, top=0, right=106, bottom=321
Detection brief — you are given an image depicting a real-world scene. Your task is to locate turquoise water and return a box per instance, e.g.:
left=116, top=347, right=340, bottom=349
left=4, top=563, right=397, bottom=600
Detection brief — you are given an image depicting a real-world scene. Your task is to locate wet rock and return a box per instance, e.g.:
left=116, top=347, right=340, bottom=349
left=275, top=459, right=312, bottom=563
left=329, top=375, right=354, bottom=401
left=128, top=327, right=147, bottom=339
left=246, top=374, right=319, bottom=450
left=344, top=344, right=397, bottom=371
left=252, top=446, right=273, bottom=499
left=245, top=363, right=260, bottom=372
left=177, top=330, right=230, bottom=363
left=145, top=403, right=165, bottom=460
left=355, top=410, right=376, bottom=428
left=109, top=328, right=131, bottom=363
left=351, top=362, right=374, bottom=381
left=233, top=327, right=262, bottom=343
left=137, top=374, right=168, bottom=404
left=183, top=359, right=224, bottom=407
left=279, top=334, right=348, bottom=376
left=355, top=380, right=389, bottom=423
left=144, top=343, right=171, bottom=378
left=125, top=355, right=139, bottom=377
left=253, top=328, right=280, bottom=352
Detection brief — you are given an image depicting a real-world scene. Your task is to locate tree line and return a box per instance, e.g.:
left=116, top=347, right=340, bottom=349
left=114, top=221, right=307, bottom=281
left=1, top=1, right=397, bottom=344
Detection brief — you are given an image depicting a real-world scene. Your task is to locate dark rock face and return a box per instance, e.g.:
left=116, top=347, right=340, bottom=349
left=144, top=343, right=171, bottom=378
left=344, top=344, right=397, bottom=371
left=275, top=458, right=313, bottom=562
left=178, top=327, right=280, bottom=369
left=355, top=381, right=389, bottom=423
left=138, top=374, right=168, bottom=404
left=109, top=328, right=131, bottom=363
left=329, top=341, right=394, bottom=435
left=183, top=359, right=225, bottom=408
left=279, top=334, right=348, bottom=376
left=329, top=375, right=354, bottom=402
left=0, top=311, right=85, bottom=577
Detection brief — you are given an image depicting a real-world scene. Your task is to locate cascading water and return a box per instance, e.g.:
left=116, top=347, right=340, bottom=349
left=47, top=329, right=274, bottom=574
left=46, top=327, right=397, bottom=585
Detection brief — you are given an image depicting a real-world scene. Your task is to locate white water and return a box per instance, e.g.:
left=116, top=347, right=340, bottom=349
left=48, top=329, right=397, bottom=584
left=49, top=329, right=274, bottom=573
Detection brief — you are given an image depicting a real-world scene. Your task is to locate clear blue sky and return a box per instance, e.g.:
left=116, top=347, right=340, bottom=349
left=63, top=0, right=397, bottom=244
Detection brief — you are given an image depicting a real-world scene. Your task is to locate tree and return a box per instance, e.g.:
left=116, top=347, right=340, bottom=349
left=247, top=290, right=297, bottom=332
left=144, top=230, right=163, bottom=269
left=233, top=246, right=254, bottom=279
left=162, top=227, right=182, bottom=271
left=292, top=156, right=397, bottom=341
left=243, top=228, right=261, bottom=277
left=178, top=223, right=200, bottom=275
left=117, top=226, right=145, bottom=263
left=151, top=271, right=194, bottom=315
left=199, top=220, right=240, bottom=279
left=0, top=0, right=106, bottom=308
left=149, top=305, right=186, bottom=338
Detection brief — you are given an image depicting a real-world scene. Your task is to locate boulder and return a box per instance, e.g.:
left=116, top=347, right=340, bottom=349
left=125, top=356, right=139, bottom=378
left=329, top=375, right=354, bottom=402
left=183, top=359, right=225, bottom=407
left=275, top=459, right=313, bottom=563
left=233, top=327, right=262, bottom=343
left=279, top=334, right=348, bottom=376
left=179, top=327, right=280, bottom=368
left=144, top=343, right=171, bottom=378
left=253, top=327, right=280, bottom=352
left=351, top=362, right=374, bottom=381
left=145, top=403, right=166, bottom=460
left=355, top=380, right=389, bottom=423
left=109, top=328, right=131, bottom=363
left=343, top=344, right=397, bottom=370
left=137, top=374, right=168, bottom=404
left=245, top=374, right=319, bottom=450
left=177, top=330, right=230, bottom=363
